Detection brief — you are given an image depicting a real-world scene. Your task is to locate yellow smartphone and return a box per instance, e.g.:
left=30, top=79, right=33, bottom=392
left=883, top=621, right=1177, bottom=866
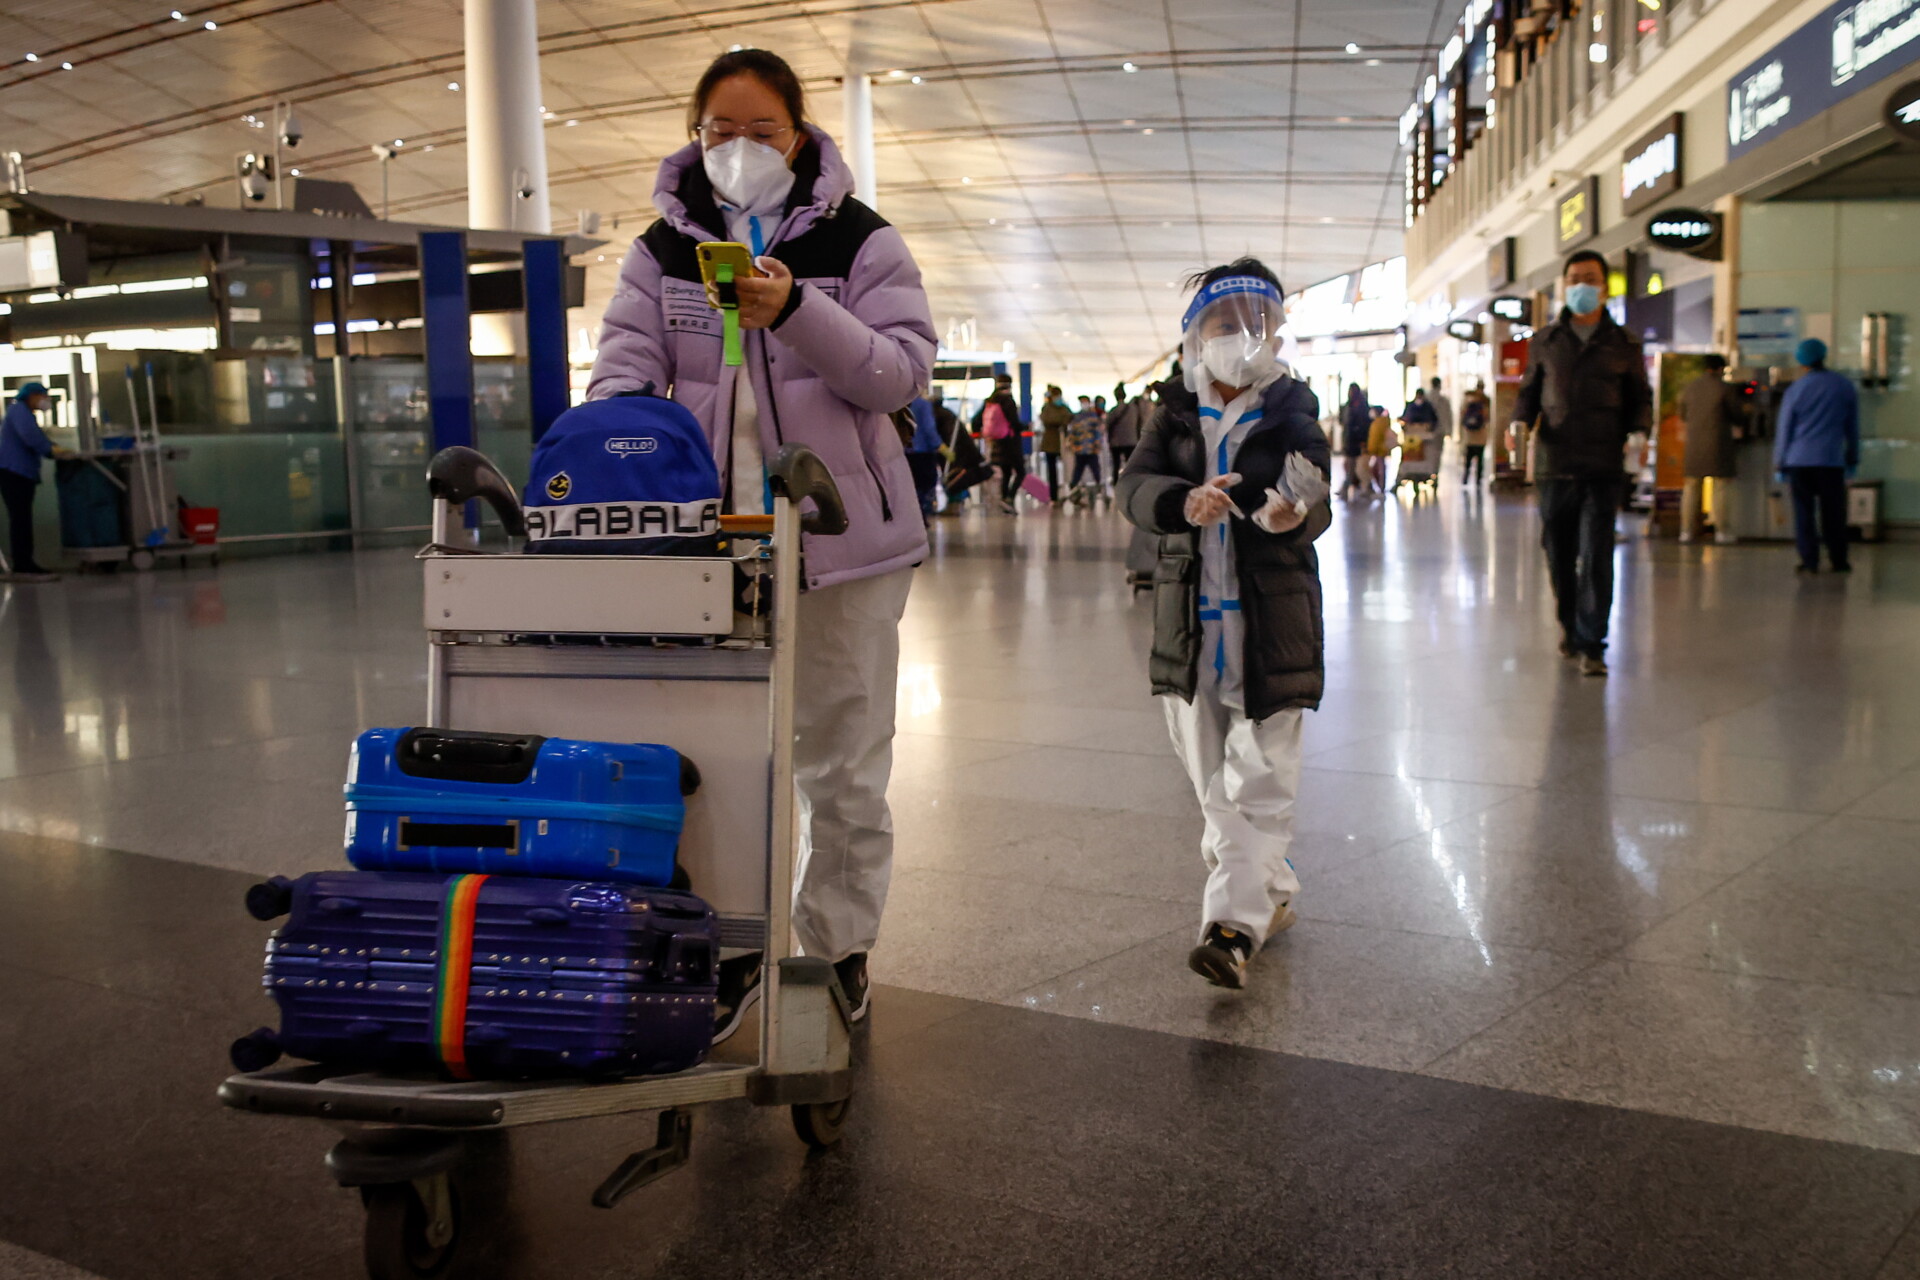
left=696, top=241, right=758, bottom=308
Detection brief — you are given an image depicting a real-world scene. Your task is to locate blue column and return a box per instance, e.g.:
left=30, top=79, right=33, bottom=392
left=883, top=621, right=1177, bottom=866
left=420, top=230, right=475, bottom=527
left=522, top=237, right=568, bottom=443
left=1018, top=361, right=1032, bottom=426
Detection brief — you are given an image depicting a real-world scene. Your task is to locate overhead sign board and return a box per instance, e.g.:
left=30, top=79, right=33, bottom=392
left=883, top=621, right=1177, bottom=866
left=1447, top=318, right=1484, bottom=343
left=1728, top=0, right=1920, bottom=160
left=1490, top=295, right=1533, bottom=325
left=1486, top=237, right=1515, bottom=290
left=1737, top=306, right=1802, bottom=356
left=1647, top=207, right=1723, bottom=257
left=1555, top=176, right=1600, bottom=249
left=1886, top=76, right=1920, bottom=138
left=1621, top=114, right=1684, bottom=216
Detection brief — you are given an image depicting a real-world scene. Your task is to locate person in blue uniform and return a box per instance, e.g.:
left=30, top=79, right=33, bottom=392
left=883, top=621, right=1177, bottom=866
left=0, top=383, right=59, bottom=579
left=1772, top=338, right=1860, bottom=574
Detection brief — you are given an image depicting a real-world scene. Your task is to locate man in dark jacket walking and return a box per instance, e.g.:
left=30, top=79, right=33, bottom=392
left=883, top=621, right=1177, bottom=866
left=1118, top=258, right=1332, bottom=992
left=1679, top=354, right=1745, bottom=544
left=1511, top=250, right=1652, bottom=677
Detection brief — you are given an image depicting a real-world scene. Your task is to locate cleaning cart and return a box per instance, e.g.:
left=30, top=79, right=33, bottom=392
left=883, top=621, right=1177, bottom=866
left=218, top=444, right=856, bottom=1279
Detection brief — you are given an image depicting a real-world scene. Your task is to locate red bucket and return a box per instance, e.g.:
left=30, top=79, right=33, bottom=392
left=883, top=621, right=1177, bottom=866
left=181, top=507, right=220, bottom=545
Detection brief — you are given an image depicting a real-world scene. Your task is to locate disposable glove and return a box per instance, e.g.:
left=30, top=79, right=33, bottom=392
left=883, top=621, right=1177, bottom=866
left=1183, top=473, right=1240, bottom=527
left=1252, top=454, right=1329, bottom=533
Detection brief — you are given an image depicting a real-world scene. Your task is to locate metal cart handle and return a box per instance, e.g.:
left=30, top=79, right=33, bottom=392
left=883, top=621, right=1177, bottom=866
left=426, top=447, right=527, bottom=538
left=767, top=444, right=848, bottom=536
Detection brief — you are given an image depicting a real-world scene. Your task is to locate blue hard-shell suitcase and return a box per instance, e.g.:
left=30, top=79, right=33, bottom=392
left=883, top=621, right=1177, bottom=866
left=234, top=870, right=719, bottom=1079
left=344, top=728, right=698, bottom=886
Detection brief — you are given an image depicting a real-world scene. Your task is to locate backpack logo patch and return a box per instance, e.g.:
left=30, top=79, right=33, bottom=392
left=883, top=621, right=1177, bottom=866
left=605, top=437, right=660, bottom=456
left=545, top=471, right=572, bottom=501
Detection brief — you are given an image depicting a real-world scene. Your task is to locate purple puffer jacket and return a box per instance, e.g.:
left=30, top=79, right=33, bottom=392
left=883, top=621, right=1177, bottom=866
left=587, top=127, right=935, bottom=589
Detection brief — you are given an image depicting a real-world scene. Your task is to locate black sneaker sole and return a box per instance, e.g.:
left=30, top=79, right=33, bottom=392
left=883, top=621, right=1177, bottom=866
left=711, top=976, right=763, bottom=1046
left=1187, top=943, right=1248, bottom=990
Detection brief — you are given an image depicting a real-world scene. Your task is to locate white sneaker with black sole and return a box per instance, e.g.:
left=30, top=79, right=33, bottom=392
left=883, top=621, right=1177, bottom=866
left=711, top=954, right=763, bottom=1046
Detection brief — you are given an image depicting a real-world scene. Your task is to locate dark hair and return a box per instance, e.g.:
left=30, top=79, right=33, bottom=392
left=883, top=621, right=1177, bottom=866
left=1563, top=249, right=1608, bottom=278
left=1703, top=353, right=1729, bottom=371
left=688, top=49, right=808, bottom=134
left=1184, top=256, right=1284, bottom=296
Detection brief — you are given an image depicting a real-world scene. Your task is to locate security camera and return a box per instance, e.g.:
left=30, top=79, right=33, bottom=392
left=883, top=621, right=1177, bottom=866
left=516, top=182, right=536, bottom=200
left=370, top=144, right=396, bottom=162
left=280, top=106, right=302, bottom=149
left=236, top=152, right=271, bottom=203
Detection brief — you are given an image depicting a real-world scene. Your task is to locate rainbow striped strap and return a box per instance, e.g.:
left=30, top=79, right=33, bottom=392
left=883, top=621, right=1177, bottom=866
left=433, top=873, right=489, bottom=1079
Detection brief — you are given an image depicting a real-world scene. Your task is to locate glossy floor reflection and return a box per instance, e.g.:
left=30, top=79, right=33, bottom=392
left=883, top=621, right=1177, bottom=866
left=1, top=483, right=1919, bottom=1276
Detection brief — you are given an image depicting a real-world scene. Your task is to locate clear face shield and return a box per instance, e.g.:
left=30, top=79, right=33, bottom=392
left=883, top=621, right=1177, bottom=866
left=1180, top=279, right=1287, bottom=394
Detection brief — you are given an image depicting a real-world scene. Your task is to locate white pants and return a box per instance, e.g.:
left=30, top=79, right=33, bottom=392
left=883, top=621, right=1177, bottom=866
left=790, top=566, right=913, bottom=962
left=1161, top=691, right=1303, bottom=944
left=1680, top=477, right=1731, bottom=538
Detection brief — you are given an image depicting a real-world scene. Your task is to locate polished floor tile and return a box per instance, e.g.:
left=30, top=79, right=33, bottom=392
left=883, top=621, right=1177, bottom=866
left=1015, top=919, right=1586, bottom=1073
left=1429, top=959, right=1920, bottom=1153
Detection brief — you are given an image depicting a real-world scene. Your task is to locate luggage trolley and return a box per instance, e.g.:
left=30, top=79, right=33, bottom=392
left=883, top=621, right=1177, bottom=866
left=217, top=444, right=856, bottom=1280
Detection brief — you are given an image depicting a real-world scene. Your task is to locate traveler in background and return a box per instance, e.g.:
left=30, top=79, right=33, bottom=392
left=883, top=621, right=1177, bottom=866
left=588, top=48, right=937, bottom=1024
left=1338, top=382, right=1370, bottom=498
left=974, top=373, right=1027, bottom=513
left=1427, top=376, right=1453, bottom=442
left=1399, top=387, right=1438, bottom=437
left=904, top=392, right=944, bottom=521
left=1106, top=383, right=1146, bottom=477
left=1394, top=387, right=1440, bottom=493
left=1064, top=394, right=1106, bottom=500
left=1038, top=384, right=1070, bottom=499
left=1117, top=257, right=1332, bottom=992
left=1773, top=338, right=1859, bottom=574
left=1678, top=354, right=1746, bottom=545
left=1365, top=403, right=1396, bottom=494
left=1459, top=380, right=1490, bottom=486
left=0, top=382, right=59, bottom=582
left=1510, top=249, right=1653, bottom=678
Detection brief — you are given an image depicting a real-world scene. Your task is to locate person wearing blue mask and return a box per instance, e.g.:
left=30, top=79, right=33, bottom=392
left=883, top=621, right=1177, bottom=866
left=1772, top=338, right=1859, bottom=574
left=0, top=383, right=59, bottom=581
left=1117, top=258, right=1333, bottom=990
left=1510, top=250, right=1652, bottom=677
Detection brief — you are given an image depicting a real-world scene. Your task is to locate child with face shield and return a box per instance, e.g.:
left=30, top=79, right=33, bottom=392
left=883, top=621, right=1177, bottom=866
left=1116, top=259, right=1333, bottom=989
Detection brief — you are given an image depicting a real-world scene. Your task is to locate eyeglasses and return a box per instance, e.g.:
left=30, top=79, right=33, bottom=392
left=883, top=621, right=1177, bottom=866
left=696, top=121, right=794, bottom=146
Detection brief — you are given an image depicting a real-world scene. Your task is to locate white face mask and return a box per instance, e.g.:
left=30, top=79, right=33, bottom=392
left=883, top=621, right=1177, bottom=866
left=702, top=135, right=798, bottom=212
left=1199, top=332, right=1278, bottom=391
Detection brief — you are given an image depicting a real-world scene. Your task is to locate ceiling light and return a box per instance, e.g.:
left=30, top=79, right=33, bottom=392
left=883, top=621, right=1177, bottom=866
left=728, top=43, right=743, bottom=52
left=988, top=217, right=997, bottom=224
left=170, top=8, right=184, bottom=17
left=204, top=20, right=217, bottom=29
left=887, top=69, right=906, bottom=78
left=1320, top=216, right=1334, bottom=222
left=289, top=167, right=301, bottom=176
left=1142, top=127, right=1155, bottom=134
left=22, top=53, right=36, bottom=62
left=543, top=110, right=555, bottom=119
left=1346, top=43, right=1361, bottom=54
left=1122, top=61, right=1138, bottom=72
left=1365, top=58, right=1380, bottom=66
left=1336, top=116, right=1352, bottom=123
left=392, top=138, right=404, bottom=147
left=1122, top=118, right=1136, bottom=125
left=447, top=81, right=460, bottom=91
left=60, top=61, right=72, bottom=70
left=565, top=119, right=579, bottom=126
left=960, top=176, right=972, bottom=184
left=423, top=144, right=435, bottom=152
left=1161, top=220, right=1171, bottom=226
left=910, top=75, right=922, bottom=84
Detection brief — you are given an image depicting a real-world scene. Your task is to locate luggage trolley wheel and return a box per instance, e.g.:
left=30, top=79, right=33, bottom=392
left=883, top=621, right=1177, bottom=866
left=791, top=1096, right=851, bottom=1150
left=362, top=1176, right=462, bottom=1280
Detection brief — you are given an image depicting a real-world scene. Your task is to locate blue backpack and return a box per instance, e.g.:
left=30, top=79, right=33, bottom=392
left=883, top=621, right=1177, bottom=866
left=523, top=390, right=722, bottom=555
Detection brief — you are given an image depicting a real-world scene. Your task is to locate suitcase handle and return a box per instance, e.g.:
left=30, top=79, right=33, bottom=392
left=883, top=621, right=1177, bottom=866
left=662, top=933, right=714, bottom=983
left=396, top=728, right=547, bottom=784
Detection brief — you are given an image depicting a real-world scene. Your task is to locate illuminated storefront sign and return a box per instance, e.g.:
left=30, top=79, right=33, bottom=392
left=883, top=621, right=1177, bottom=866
left=1556, top=176, right=1600, bottom=248
left=1490, top=295, right=1533, bottom=324
left=1728, top=0, right=1920, bottom=159
left=1886, top=76, right=1920, bottom=137
left=1646, top=207, right=1723, bottom=257
left=1620, top=114, right=1684, bottom=216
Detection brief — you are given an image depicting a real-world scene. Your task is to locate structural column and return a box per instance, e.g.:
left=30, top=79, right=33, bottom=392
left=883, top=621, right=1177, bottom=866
left=841, top=64, right=877, bottom=209
left=465, top=0, right=550, bottom=234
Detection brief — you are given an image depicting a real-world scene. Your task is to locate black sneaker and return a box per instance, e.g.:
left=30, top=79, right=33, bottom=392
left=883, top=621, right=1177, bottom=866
left=833, top=952, right=871, bottom=1022
left=711, top=953, right=763, bottom=1046
left=1188, top=923, right=1255, bottom=990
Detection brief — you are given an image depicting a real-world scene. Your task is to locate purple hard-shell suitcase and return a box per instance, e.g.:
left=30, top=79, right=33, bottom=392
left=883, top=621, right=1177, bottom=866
left=239, top=870, right=719, bottom=1080
left=344, top=728, right=698, bottom=887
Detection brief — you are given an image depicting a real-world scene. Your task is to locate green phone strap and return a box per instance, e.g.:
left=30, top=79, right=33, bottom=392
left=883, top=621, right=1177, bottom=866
left=717, top=263, right=744, bottom=367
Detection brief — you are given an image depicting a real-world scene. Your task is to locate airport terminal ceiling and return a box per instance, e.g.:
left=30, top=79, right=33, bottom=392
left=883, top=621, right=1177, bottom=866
left=0, top=0, right=1442, bottom=385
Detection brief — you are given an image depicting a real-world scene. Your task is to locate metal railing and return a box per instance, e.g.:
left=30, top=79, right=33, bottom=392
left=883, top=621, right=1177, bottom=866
left=1406, top=0, right=1720, bottom=275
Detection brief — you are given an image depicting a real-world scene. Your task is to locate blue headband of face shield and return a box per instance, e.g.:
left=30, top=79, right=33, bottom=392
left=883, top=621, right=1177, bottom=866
left=1181, top=276, right=1285, bottom=333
